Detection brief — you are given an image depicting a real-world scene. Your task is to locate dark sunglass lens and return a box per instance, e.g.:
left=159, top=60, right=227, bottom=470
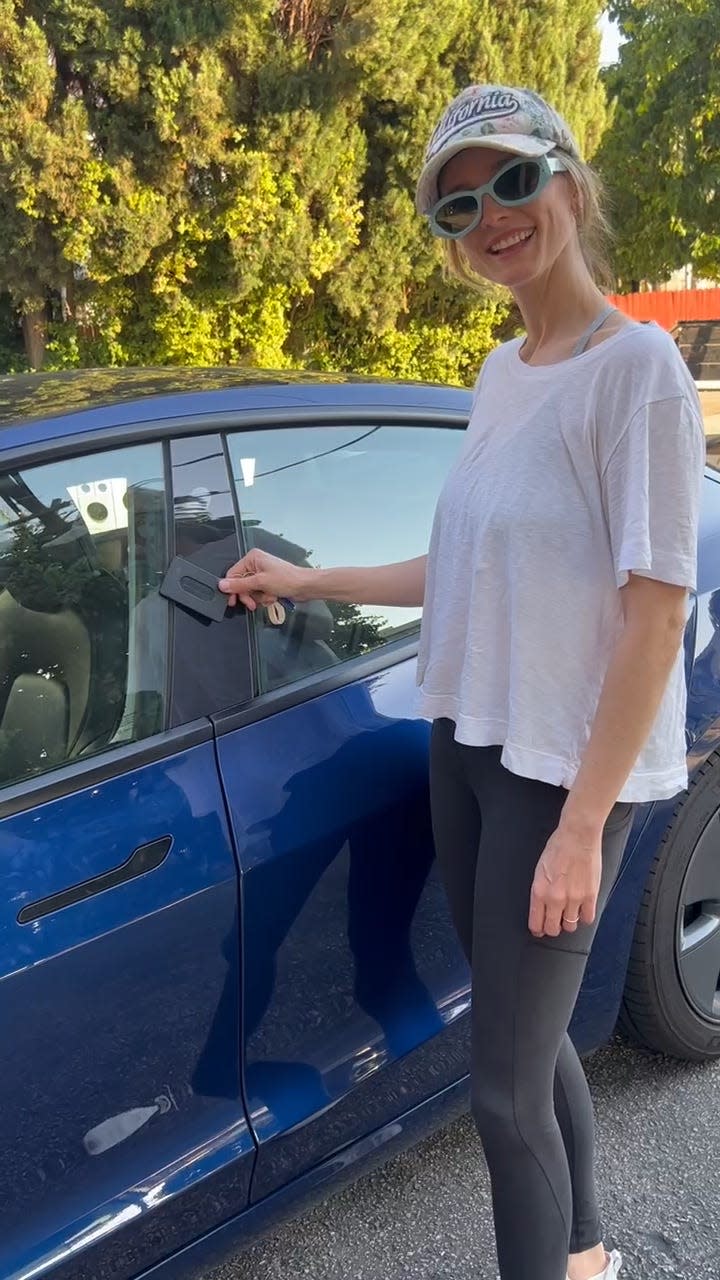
left=494, top=160, right=541, bottom=203
left=435, top=194, right=480, bottom=234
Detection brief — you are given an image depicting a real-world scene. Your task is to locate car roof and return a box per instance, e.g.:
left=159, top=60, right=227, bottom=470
left=0, top=366, right=466, bottom=424
left=0, top=366, right=472, bottom=456
left=0, top=366, right=362, bottom=428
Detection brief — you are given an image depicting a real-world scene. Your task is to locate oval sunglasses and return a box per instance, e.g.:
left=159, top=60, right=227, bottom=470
left=426, top=154, right=567, bottom=240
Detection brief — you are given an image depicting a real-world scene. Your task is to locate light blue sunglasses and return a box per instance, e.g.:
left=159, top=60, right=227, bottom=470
left=426, top=154, right=567, bottom=240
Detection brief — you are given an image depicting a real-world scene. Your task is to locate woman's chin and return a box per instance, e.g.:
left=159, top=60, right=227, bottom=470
left=472, top=255, right=543, bottom=291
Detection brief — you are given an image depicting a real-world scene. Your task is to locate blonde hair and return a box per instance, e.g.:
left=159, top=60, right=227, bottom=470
left=442, top=151, right=614, bottom=293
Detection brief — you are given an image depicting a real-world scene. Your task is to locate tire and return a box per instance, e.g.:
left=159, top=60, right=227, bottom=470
left=620, top=752, right=720, bottom=1061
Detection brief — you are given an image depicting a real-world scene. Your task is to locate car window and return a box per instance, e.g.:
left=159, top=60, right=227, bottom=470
left=0, top=443, right=168, bottom=789
left=226, top=423, right=464, bottom=692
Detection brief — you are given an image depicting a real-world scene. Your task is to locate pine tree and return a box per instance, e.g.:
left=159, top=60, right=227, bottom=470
left=0, top=0, right=607, bottom=378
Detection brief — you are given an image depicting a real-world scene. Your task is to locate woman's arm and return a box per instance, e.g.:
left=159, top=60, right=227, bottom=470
left=312, top=557, right=427, bottom=607
left=529, top=574, right=688, bottom=939
left=563, top=574, right=688, bottom=829
left=219, top=550, right=427, bottom=611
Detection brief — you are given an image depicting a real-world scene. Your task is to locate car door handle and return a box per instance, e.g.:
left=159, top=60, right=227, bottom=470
left=17, top=836, right=173, bottom=924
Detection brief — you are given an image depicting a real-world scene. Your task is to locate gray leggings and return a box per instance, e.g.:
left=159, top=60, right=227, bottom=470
left=430, top=720, right=635, bottom=1280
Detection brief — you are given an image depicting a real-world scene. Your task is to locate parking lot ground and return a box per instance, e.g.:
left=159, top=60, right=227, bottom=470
left=206, top=1037, right=720, bottom=1280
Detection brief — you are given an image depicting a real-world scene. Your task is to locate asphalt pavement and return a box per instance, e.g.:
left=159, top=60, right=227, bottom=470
left=206, top=1037, right=719, bottom=1280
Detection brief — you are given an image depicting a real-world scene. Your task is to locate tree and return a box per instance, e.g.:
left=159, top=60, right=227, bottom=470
left=597, top=0, right=720, bottom=287
left=0, top=0, right=607, bottom=378
left=324, top=600, right=387, bottom=659
left=0, top=2, right=99, bottom=367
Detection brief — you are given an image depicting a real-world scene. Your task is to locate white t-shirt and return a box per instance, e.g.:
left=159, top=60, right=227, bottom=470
left=416, top=322, right=706, bottom=802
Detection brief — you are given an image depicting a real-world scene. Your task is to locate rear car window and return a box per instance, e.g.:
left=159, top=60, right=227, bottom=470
left=0, top=444, right=168, bottom=789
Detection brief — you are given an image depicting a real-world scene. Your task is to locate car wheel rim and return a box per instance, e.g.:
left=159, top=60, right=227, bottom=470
left=676, top=810, right=720, bottom=1022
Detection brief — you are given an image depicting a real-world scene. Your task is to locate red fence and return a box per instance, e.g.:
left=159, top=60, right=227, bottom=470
left=608, top=288, right=720, bottom=331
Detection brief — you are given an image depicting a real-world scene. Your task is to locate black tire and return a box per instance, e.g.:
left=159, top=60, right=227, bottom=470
left=620, top=752, right=720, bottom=1061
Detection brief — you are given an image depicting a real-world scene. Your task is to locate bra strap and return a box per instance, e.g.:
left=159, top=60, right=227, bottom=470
left=571, top=303, right=617, bottom=357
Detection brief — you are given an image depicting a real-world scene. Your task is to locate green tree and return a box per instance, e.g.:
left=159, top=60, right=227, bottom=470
left=0, top=0, right=607, bottom=379
left=0, top=1, right=100, bottom=367
left=325, top=599, right=387, bottom=659
left=597, top=0, right=720, bottom=287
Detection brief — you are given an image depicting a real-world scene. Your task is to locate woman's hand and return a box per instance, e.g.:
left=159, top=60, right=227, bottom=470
left=528, top=822, right=603, bottom=938
left=219, top=549, right=312, bottom=611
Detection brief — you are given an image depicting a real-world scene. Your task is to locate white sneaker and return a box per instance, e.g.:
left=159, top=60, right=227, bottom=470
left=568, top=1250, right=622, bottom=1280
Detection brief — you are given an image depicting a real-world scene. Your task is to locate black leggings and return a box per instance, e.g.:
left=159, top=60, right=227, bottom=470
left=430, top=720, right=635, bottom=1280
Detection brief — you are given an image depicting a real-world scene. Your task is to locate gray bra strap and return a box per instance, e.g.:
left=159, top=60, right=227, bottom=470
left=571, top=304, right=617, bottom=357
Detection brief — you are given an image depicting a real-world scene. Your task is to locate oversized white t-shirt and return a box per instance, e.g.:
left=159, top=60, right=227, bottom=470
left=416, top=322, right=706, bottom=803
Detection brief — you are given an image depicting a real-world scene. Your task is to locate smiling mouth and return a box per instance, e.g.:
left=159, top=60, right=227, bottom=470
left=488, top=228, right=535, bottom=255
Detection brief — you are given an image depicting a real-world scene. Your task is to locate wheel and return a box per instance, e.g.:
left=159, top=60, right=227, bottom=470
left=620, top=752, right=720, bottom=1061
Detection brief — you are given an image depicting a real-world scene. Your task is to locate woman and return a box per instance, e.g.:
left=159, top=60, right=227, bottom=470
left=219, top=85, right=705, bottom=1280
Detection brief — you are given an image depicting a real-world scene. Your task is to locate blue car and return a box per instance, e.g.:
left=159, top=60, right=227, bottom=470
left=1, top=368, right=719, bottom=1280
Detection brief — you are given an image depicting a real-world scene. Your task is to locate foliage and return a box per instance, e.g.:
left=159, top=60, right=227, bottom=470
left=325, top=600, right=387, bottom=659
left=1, top=519, right=126, bottom=614
left=0, top=295, right=27, bottom=373
left=597, top=0, right=720, bottom=286
left=0, top=0, right=607, bottom=380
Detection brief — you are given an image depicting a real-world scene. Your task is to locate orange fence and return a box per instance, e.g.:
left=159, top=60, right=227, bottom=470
left=608, top=288, right=720, bottom=331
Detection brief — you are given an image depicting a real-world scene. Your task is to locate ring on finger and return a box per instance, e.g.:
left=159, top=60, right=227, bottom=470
left=562, top=914, right=580, bottom=925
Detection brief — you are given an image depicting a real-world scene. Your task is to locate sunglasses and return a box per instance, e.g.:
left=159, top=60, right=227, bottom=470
left=426, top=154, right=567, bottom=240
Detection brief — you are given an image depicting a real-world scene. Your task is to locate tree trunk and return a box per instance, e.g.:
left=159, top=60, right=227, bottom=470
left=22, top=306, right=48, bottom=370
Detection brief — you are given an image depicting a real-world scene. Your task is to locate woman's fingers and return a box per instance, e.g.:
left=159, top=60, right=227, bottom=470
left=529, top=875, right=593, bottom=939
left=579, top=897, right=597, bottom=926
left=542, top=897, right=566, bottom=937
left=219, top=549, right=302, bottom=607
left=528, top=874, right=562, bottom=937
left=218, top=573, right=282, bottom=614
left=528, top=886, right=546, bottom=938
left=561, top=899, right=583, bottom=933
left=219, top=570, right=274, bottom=613
left=219, top=570, right=262, bottom=596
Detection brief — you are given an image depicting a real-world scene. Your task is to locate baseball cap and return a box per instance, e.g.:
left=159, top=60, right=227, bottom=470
left=415, top=84, right=581, bottom=215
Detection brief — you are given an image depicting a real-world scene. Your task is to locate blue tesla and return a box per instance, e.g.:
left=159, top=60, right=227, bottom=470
left=1, top=368, right=719, bottom=1280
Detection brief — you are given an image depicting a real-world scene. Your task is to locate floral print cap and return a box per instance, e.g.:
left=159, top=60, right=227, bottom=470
left=415, top=84, right=581, bottom=214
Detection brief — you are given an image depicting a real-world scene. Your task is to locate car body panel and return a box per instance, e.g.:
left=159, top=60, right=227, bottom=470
left=133, top=1076, right=471, bottom=1280
left=215, top=665, right=471, bottom=1203
left=0, top=738, right=256, bottom=1280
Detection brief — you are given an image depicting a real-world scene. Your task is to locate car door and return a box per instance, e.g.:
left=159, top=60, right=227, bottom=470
left=212, top=413, right=473, bottom=1203
left=0, top=436, right=254, bottom=1280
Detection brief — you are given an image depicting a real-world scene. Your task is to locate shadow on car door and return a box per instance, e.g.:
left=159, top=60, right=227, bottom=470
left=212, top=417, right=473, bottom=1203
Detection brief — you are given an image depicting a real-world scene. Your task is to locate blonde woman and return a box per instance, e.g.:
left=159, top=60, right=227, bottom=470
left=220, top=86, right=704, bottom=1280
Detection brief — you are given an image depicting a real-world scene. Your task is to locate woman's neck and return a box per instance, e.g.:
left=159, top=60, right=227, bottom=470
left=512, top=248, right=608, bottom=362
